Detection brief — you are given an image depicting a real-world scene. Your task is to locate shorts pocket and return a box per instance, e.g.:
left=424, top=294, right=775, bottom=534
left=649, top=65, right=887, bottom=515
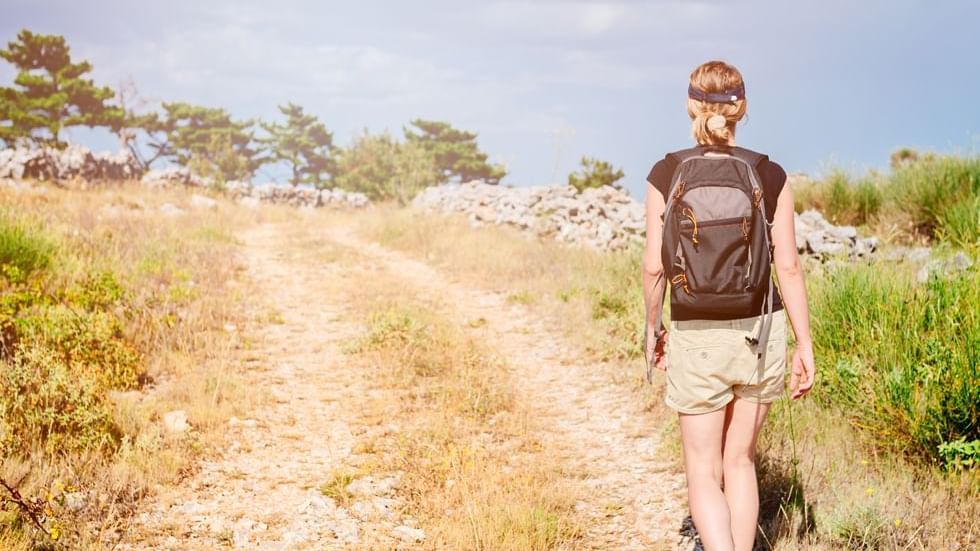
left=666, top=341, right=733, bottom=412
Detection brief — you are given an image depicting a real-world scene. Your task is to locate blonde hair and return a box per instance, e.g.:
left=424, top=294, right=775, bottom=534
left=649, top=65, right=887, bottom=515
left=687, top=60, right=747, bottom=146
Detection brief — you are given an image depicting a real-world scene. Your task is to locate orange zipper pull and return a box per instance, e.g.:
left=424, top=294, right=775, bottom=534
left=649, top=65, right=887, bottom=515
left=682, top=207, right=699, bottom=245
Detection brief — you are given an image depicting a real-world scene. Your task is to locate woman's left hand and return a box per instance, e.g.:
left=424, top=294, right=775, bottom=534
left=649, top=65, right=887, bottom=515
left=789, top=344, right=815, bottom=399
left=647, top=327, right=669, bottom=371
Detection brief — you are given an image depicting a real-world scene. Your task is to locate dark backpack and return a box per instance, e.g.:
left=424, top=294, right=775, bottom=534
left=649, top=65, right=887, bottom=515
left=644, top=145, right=776, bottom=383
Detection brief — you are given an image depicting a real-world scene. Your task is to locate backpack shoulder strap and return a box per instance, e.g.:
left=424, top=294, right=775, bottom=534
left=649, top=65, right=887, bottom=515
left=663, top=146, right=705, bottom=197
left=665, top=145, right=705, bottom=166
left=668, top=145, right=768, bottom=171
left=730, top=146, right=768, bottom=172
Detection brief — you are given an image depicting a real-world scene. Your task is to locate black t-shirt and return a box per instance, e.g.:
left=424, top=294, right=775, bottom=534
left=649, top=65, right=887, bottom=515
left=646, top=144, right=787, bottom=321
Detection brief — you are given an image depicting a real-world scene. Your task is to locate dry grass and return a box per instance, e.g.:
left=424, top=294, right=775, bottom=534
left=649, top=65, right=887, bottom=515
left=0, top=180, right=298, bottom=548
left=340, top=263, right=586, bottom=550
left=339, top=202, right=979, bottom=550
left=346, top=203, right=663, bottom=382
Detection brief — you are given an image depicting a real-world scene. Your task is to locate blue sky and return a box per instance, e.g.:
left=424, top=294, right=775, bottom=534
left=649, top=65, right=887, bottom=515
left=3, top=0, right=978, bottom=197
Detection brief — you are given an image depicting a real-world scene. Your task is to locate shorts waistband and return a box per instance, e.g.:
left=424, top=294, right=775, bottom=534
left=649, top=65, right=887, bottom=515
left=671, top=309, right=785, bottom=331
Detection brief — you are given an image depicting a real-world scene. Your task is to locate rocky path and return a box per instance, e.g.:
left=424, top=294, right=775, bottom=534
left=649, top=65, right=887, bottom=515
left=118, top=221, right=687, bottom=550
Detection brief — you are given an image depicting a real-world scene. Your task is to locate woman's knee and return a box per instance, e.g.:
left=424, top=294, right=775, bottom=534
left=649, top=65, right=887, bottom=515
left=684, top=452, right=724, bottom=485
left=722, top=446, right=757, bottom=471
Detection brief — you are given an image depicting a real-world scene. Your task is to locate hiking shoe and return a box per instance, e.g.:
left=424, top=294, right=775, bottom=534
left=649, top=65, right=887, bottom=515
left=679, top=513, right=703, bottom=550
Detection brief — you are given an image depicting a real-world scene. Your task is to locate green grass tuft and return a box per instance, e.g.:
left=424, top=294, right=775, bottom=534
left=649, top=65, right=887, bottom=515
left=0, top=213, right=54, bottom=284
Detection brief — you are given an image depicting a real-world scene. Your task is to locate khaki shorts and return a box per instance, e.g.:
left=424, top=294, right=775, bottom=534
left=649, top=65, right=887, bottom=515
left=664, top=309, right=787, bottom=414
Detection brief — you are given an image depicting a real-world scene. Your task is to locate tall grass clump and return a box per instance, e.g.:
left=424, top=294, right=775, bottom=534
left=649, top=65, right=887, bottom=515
left=889, top=155, right=980, bottom=245
left=937, top=194, right=980, bottom=249
left=793, top=170, right=884, bottom=227
left=0, top=213, right=53, bottom=284
left=809, top=260, right=979, bottom=464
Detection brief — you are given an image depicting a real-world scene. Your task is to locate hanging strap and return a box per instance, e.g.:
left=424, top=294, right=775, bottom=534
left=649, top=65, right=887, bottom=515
left=643, top=270, right=666, bottom=384
left=746, top=272, right=774, bottom=365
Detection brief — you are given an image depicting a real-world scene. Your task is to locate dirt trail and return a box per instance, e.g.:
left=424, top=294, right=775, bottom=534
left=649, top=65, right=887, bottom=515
left=119, top=222, right=687, bottom=550
left=323, top=225, right=689, bottom=550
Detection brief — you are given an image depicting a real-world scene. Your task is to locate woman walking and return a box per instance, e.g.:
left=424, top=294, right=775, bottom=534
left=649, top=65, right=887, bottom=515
left=643, top=60, right=816, bottom=551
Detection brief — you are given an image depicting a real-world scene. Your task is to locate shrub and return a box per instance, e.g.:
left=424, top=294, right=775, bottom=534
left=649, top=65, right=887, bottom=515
left=0, top=345, right=119, bottom=455
left=938, top=437, right=980, bottom=470
left=0, top=218, right=141, bottom=456
left=810, top=261, right=979, bottom=463
left=61, top=269, right=127, bottom=310
left=15, top=305, right=142, bottom=391
left=334, top=131, right=440, bottom=204
left=890, top=146, right=919, bottom=168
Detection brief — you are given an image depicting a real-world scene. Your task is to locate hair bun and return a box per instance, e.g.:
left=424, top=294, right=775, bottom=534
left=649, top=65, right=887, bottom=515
left=706, top=114, right=727, bottom=131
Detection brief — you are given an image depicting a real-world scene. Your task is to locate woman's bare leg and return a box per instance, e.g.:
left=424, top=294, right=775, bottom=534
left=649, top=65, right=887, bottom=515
left=679, top=407, right=734, bottom=551
left=721, top=395, right=771, bottom=551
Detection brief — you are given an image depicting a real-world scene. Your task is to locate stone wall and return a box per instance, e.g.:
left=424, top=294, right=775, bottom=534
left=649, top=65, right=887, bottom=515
left=412, top=180, right=880, bottom=257
left=0, top=144, right=142, bottom=181
left=412, top=182, right=645, bottom=251
left=0, top=145, right=369, bottom=210
left=140, top=167, right=209, bottom=188
left=224, top=181, right=369, bottom=209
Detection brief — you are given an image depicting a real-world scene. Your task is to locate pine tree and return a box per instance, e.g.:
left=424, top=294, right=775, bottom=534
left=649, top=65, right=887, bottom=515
left=567, top=156, right=625, bottom=193
left=0, top=29, right=123, bottom=146
left=143, top=102, right=262, bottom=182
left=404, top=119, right=506, bottom=184
left=258, top=103, right=335, bottom=187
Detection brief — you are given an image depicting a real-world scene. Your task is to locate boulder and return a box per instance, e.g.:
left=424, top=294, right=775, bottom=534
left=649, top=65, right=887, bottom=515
left=162, top=410, right=190, bottom=433
left=917, top=252, right=975, bottom=283
left=793, top=209, right=876, bottom=258
left=189, top=193, right=218, bottom=209
left=391, top=525, right=425, bottom=543
left=159, top=203, right=185, bottom=217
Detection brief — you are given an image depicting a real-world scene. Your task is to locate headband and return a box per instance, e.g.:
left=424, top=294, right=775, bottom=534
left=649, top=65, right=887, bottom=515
left=688, top=83, right=745, bottom=104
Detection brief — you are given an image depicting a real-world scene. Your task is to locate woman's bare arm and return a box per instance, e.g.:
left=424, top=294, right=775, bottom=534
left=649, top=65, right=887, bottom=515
left=643, top=183, right=668, bottom=370
left=770, top=183, right=816, bottom=399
